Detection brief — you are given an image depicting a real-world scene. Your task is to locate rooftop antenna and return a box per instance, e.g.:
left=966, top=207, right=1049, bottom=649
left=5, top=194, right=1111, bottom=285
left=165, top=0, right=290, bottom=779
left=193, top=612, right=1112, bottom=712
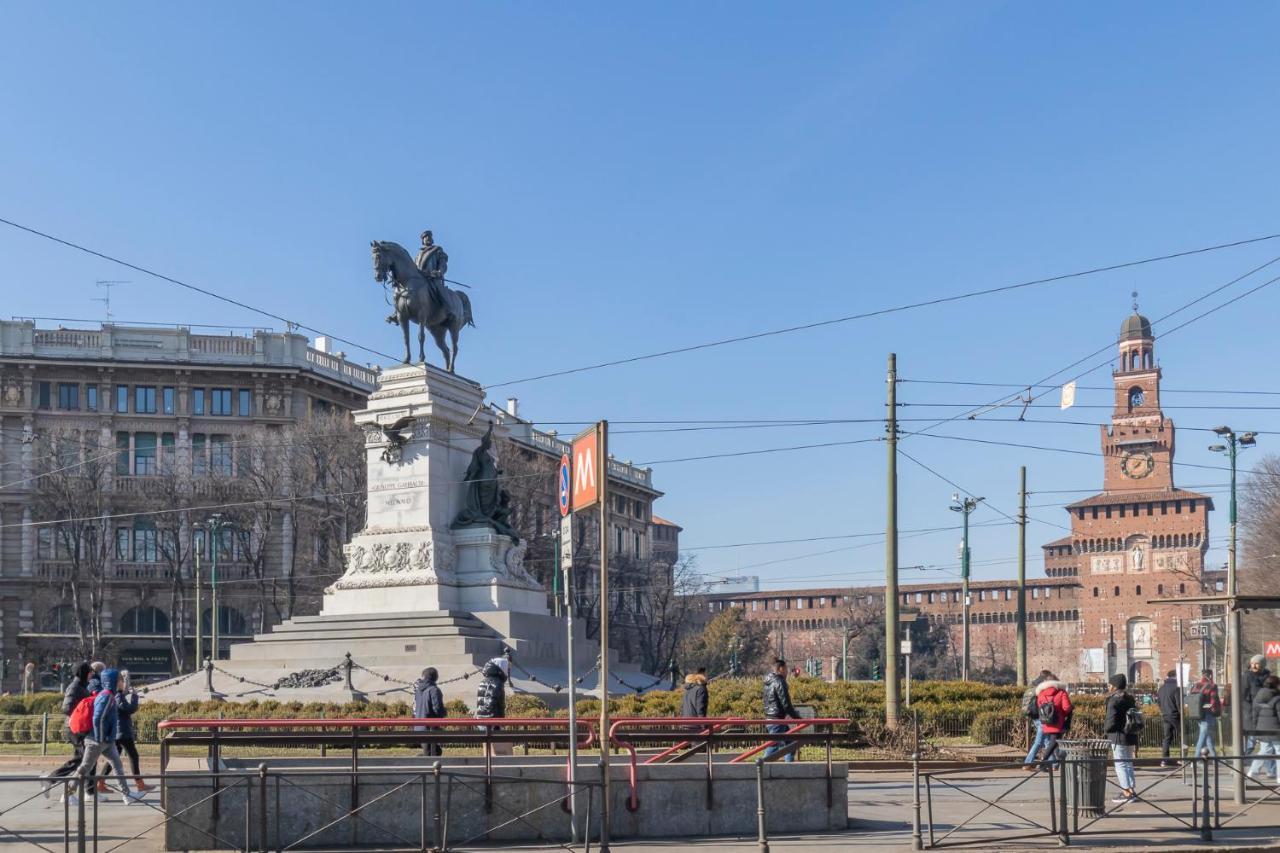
left=93, top=280, right=131, bottom=323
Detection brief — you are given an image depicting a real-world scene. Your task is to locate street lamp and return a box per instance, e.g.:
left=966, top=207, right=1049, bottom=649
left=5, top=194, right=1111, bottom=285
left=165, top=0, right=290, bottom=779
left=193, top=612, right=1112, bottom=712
left=1209, top=426, right=1256, bottom=804
left=204, top=514, right=233, bottom=662
left=949, top=494, right=984, bottom=682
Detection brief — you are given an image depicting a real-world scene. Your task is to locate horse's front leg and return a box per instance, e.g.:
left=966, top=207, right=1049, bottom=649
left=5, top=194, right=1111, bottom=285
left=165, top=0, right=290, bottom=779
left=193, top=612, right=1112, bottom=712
left=401, top=316, right=411, bottom=364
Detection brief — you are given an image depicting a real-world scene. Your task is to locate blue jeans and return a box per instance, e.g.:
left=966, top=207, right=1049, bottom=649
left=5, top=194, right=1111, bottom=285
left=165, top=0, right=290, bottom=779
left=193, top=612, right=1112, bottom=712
left=1111, top=744, right=1136, bottom=792
left=1248, top=737, right=1279, bottom=778
left=1194, top=719, right=1218, bottom=757
left=1023, top=721, right=1060, bottom=767
left=763, top=722, right=795, bottom=763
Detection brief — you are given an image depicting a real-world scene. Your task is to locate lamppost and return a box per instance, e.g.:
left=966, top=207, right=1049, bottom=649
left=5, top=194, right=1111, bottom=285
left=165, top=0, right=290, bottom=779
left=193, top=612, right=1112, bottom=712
left=191, top=525, right=203, bottom=670
left=1209, top=425, right=1256, bottom=804
left=950, top=494, right=984, bottom=682
left=205, top=513, right=233, bottom=662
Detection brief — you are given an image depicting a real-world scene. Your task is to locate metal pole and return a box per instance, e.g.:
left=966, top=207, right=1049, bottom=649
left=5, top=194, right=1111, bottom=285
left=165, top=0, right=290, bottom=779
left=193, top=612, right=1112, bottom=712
left=962, top=504, right=971, bottom=682
left=41, top=712, right=48, bottom=755
left=1017, top=465, right=1028, bottom=686
left=564, top=518, right=579, bottom=844
left=1226, top=437, right=1244, bottom=805
left=905, top=653, right=912, bottom=708
left=258, top=764, right=268, bottom=853
left=885, top=353, right=901, bottom=726
left=911, top=712, right=922, bottom=851
left=755, top=758, right=769, bottom=853
left=209, top=516, right=221, bottom=663
left=841, top=631, right=848, bottom=681
left=194, top=544, right=202, bottom=672
left=597, top=420, right=611, bottom=852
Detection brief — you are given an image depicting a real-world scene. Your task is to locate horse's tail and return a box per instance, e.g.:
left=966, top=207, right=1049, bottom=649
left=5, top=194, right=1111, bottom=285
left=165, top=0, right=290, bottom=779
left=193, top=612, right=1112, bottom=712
left=458, top=291, right=476, bottom=327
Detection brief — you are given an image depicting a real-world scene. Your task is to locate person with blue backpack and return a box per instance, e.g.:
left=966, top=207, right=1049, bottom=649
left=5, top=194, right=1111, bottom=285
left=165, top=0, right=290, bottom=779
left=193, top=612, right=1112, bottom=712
left=67, top=669, right=143, bottom=806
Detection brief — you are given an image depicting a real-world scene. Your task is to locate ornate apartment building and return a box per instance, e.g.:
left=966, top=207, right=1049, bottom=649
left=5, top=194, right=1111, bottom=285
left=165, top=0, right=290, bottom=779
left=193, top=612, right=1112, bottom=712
left=705, top=308, right=1224, bottom=683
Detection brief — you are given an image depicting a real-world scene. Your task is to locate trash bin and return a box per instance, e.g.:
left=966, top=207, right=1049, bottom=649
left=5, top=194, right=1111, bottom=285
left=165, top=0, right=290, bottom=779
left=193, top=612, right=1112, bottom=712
left=1059, top=739, right=1109, bottom=817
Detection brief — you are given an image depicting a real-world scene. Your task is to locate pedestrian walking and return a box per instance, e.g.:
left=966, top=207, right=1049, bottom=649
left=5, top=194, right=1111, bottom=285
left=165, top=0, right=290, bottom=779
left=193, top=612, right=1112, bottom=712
left=1104, top=674, right=1140, bottom=804
left=475, top=657, right=511, bottom=757
left=1246, top=674, right=1280, bottom=781
left=42, top=662, right=94, bottom=799
left=762, top=658, right=800, bottom=762
left=68, top=669, right=142, bottom=806
left=1244, top=655, right=1273, bottom=775
left=1189, top=669, right=1222, bottom=758
left=115, top=670, right=152, bottom=793
left=1156, top=669, right=1183, bottom=767
left=1022, top=672, right=1071, bottom=770
left=414, top=667, right=447, bottom=756
left=87, top=662, right=106, bottom=693
left=680, top=667, right=709, bottom=718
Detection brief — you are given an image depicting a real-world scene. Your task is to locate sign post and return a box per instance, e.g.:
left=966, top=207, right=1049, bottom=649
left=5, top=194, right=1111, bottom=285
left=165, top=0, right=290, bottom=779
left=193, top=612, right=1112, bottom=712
left=571, top=423, right=609, bottom=850
left=559, top=463, right=578, bottom=843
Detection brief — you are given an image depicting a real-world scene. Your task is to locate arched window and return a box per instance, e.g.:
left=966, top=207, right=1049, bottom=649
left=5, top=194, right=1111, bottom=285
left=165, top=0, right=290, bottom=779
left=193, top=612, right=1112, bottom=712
left=45, top=604, right=78, bottom=633
left=120, top=605, right=169, bottom=634
left=201, top=606, right=247, bottom=636
left=1135, top=585, right=1142, bottom=596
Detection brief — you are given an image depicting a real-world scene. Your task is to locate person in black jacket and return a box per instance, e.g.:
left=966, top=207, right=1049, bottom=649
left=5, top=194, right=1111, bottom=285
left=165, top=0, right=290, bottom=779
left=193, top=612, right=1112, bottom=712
left=763, top=659, right=800, bottom=763
left=1247, top=674, right=1280, bottom=781
left=680, top=668, right=709, bottom=718
left=475, top=657, right=510, bottom=757
left=1244, top=655, right=1272, bottom=767
left=1104, top=674, right=1138, bottom=803
left=42, top=662, right=94, bottom=799
left=1156, top=670, right=1182, bottom=767
left=414, top=667, right=447, bottom=756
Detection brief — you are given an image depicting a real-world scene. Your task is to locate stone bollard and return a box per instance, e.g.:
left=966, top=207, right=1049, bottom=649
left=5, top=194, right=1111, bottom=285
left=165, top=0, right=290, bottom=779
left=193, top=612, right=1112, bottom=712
left=755, top=758, right=769, bottom=853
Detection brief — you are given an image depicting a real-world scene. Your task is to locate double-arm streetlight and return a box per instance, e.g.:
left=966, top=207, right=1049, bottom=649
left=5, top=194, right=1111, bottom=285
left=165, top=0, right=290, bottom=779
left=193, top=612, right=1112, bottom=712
left=1209, top=426, right=1256, bottom=804
left=196, top=513, right=233, bottom=663
left=950, top=494, right=984, bottom=682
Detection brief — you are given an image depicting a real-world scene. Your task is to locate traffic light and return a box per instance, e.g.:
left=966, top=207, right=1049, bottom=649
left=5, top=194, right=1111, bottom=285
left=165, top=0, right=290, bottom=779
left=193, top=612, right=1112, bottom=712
left=871, top=662, right=881, bottom=681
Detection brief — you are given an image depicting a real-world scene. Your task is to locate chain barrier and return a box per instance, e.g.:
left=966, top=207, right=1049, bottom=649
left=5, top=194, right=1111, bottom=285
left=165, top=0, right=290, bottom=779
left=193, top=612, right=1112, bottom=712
left=610, top=670, right=667, bottom=694
left=137, top=667, right=201, bottom=696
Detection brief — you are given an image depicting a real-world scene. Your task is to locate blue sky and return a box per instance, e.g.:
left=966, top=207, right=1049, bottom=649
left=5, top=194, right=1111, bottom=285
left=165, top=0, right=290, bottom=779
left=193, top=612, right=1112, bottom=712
left=3, top=4, right=1279, bottom=591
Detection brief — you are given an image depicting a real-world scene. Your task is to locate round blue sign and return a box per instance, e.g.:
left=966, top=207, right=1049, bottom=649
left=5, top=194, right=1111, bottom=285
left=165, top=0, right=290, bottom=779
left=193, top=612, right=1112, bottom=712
left=558, top=454, right=571, bottom=517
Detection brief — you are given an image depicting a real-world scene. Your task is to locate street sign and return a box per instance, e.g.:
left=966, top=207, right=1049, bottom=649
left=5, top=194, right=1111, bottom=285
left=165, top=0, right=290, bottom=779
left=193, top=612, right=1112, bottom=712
left=559, top=515, right=574, bottom=571
left=1265, top=640, right=1280, bottom=657
left=557, top=454, right=572, bottom=517
left=900, top=640, right=913, bottom=656
left=571, top=426, right=601, bottom=510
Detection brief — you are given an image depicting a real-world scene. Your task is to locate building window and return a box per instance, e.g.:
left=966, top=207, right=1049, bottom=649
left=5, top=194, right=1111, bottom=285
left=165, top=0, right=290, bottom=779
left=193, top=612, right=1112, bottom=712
left=796, top=598, right=805, bottom=610
left=615, top=526, right=624, bottom=554
left=238, top=389, right=252, bottom=417
left=209, top=388, right=233, bottom=416
left=161, top=433, right=176, bottom=474
left=115, top=527, right=130, bottom=559
left=163, top=387, right=176, bottom=415
left=1032, top=588, right=1040, bottom=599
left=133, top=525, right=159, bottom=562
left=1157, top=583, right=1164, bottom=595
left=86, top=385, right=98, bottom=411
left=116, top=385, right=129, bottom=413
left=915, top=592, right=923, bottom=603
left=1175, top=500, right=1182, bottom=514
left=115, top=432, right=130, bottom=475
left=134, top=386, right=157, bottom=414
left=1091, top=507, right=1099, bottom=520
left=210, top=434, right=233, bottom=476
left=57, top=383, right=79, bottom=410
left=1105, top=506, right=1112, bottom=519
left=1189, top=500, right=1197, bottom=513
left=1113, top=586, right=1120, bottom=597
left=120, top=606, right=169, bottom=634
left=193, top=388, right=206, bottom=415
left=192, top=434, right=207, bottom=476
left=1093, top=587, right=1099, bottom=598
left=634, top=532, right=642, bottom=557
left=1179, top=583, right=1186, bottom=594
left=1135, top=584, right=1142, bottom=596
left=979, top=590, right=986, bottom=602
left=36, top=381, right=51, bottom=409
left=202, top=606, right=248, bottom=636
left=45, top=605, right=78, bottom=634
left=134, top=433, right=158, bottom=476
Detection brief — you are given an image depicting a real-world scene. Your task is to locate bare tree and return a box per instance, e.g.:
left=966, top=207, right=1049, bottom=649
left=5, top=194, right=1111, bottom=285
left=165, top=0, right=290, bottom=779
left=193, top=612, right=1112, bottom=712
left=679, top=606, right=773, bottom=677
left=31, top=429, right=114, bottom=660
left=1242, top=453, right=1280, bottom=654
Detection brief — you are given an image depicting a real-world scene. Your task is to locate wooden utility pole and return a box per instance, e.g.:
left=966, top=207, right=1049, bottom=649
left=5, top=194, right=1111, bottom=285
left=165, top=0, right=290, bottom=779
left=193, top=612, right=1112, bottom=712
left=884, top=354, right=901, bottom=726
left=1017, top=466, right=1028, bottom=686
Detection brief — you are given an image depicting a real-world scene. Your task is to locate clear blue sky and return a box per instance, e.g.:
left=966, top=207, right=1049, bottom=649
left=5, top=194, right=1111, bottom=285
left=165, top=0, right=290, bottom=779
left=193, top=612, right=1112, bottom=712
left=3, top=4, right=1279, bottom=591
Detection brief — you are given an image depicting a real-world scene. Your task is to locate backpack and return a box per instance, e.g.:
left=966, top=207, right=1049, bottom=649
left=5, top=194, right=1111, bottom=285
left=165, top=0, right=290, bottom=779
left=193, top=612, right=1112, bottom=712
left=1037, top=698, right=1059, bottom=726
left=1124, top=706, right=1145, bottom=736
left=68, top=691, right=97, bottom=736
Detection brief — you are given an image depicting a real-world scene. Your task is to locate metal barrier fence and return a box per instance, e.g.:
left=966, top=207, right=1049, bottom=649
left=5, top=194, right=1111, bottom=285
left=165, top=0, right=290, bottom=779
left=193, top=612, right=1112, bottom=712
left=914, top=752, right=1280, bottom=850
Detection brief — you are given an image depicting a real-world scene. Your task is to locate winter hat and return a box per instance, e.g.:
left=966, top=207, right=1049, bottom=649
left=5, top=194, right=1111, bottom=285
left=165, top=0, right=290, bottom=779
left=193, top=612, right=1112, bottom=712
left=1250, top=654, right=1266, bottom=667
left=1110, top=673, right=1128, bottom=690
left=490, top=657, right=510, bottom=678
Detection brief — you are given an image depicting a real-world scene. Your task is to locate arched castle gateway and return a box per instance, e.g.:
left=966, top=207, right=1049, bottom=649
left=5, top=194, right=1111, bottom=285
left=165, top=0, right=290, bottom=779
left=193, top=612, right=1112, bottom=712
left=702, top=307, right=1225, bottom=683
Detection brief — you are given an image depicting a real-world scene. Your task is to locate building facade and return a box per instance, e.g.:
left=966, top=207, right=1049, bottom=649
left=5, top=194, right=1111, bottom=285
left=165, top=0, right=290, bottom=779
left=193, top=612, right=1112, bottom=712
left=704, top=309, right=1223, bottom=684
left=0, top=321, right=378, bottom=689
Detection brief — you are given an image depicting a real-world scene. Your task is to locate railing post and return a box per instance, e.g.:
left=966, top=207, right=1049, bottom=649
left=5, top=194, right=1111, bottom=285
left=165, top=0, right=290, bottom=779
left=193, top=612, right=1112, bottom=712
left=76, top=767, right=86, bottom=853
left=484, top=728, right=493, bottom=813
left=755, top=758, right=769, bottom=853
left=433, top=760, right=443, bottom=853
left=41, top=712, right=48, bottom=756
left=1057, top=761, right=1069, bottom=846
left=1201, top=749, right=1213, bottom=841
left=911, top=737, right=922, bottom=850
left=258, top=763, right=268, bottom=853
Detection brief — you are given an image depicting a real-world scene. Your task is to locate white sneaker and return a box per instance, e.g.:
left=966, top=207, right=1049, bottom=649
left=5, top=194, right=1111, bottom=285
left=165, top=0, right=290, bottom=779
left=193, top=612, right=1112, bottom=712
left=120, top=794, right=133, bottom=806
left=128, top=789, right=146, bottom=801
left=65, top=793, right=80, bottom=807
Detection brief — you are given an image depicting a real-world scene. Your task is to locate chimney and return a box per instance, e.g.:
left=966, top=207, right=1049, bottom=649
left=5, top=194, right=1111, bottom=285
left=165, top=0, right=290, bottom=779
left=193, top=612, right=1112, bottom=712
left=506, top=397, right=519, bottom=418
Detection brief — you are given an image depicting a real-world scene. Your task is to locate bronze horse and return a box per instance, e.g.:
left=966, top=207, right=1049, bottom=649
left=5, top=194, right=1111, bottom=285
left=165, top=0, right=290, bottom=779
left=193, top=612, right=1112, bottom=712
left=371, top=240, right=474, bottom=371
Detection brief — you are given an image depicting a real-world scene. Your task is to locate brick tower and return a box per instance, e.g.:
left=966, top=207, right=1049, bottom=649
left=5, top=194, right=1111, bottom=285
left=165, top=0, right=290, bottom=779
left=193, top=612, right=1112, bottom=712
left=1063, top=301, right=1215, bottom=683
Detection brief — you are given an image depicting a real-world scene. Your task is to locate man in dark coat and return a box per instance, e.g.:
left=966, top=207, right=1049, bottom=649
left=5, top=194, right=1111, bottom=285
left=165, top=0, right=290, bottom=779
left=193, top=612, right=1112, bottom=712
left=414, top=667, right=447, bottom=756
left=1247, top=675, right=1280, bottom=781
left=1104, top=674, right=1139, bottom=804
left=680, top=667, right=709, bottom=718
left=1156, top=669, right=1183, bottom=767
left=43, top=662, right=94, bottom=798
left=763, top=658, right=800, bottom=762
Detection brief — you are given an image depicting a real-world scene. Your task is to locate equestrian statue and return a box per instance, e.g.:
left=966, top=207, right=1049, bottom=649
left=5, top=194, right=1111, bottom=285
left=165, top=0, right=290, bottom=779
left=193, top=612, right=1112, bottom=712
left=371, top=230, right=475, bottom=371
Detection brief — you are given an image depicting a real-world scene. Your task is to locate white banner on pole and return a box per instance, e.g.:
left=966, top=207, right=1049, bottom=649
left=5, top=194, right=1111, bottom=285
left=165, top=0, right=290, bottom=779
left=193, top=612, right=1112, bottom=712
left=1060, top=381, right=1077, bottom=411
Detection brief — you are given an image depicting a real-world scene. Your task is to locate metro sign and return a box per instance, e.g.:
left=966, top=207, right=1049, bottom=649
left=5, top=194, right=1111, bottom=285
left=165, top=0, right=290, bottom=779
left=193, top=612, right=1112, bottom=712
left=1265, top=640, right=1280, bottom=658
left=571, top=426, right=601, bottom=510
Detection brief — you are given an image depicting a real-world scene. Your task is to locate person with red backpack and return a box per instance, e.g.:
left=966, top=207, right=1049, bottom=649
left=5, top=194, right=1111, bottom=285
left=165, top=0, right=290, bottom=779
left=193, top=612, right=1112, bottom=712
left=67, top=669, right=141, bottom=806
left=1191, top=669, right=1222, bottom=758
left=1022, top=674, right=1072, bottom=770
left=41, top=662, right=94, bottom=800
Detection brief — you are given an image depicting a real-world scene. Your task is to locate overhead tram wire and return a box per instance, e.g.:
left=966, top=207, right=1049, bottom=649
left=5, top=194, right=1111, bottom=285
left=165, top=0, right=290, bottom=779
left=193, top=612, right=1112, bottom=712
left=897, top=447, right=1071, bottom=532
left=904, top=254, right=1280, bottom=437
left=903, top=379, right=1280, bottom=397
left=0, top=217, right=402, bottom=364
left=480, top=233, right=1280, bottom=391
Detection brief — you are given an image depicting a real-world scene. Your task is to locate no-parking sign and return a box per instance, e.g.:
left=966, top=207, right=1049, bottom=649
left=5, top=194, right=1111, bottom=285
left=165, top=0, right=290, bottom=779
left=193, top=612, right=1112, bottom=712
left=558, top=454, right=572, bottom=517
